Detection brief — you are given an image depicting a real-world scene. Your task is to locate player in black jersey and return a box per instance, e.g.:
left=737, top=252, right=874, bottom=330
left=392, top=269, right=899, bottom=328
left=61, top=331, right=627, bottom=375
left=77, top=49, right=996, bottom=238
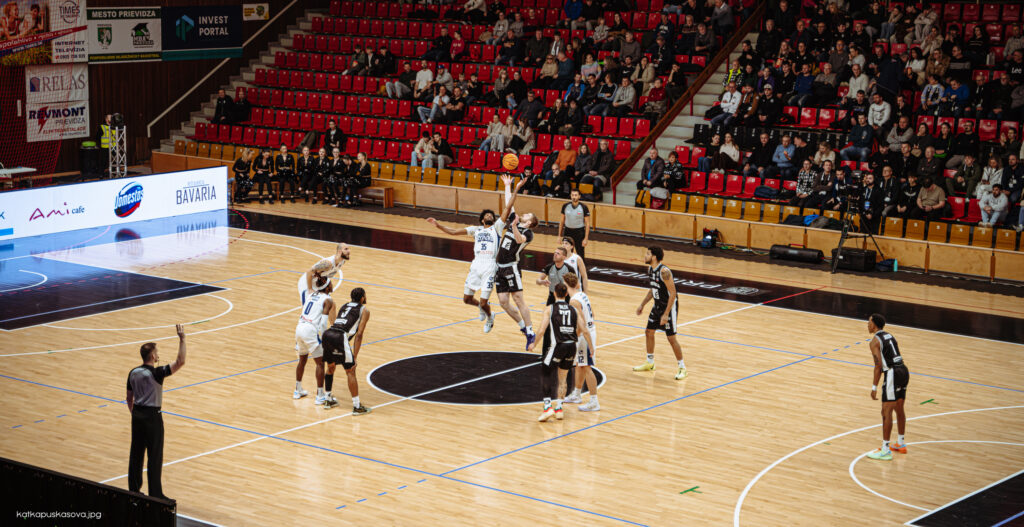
left=528, top=283, right=595, bottom=422
left=634, top=246, right=687, bottom=380
left=321, top=288, right=371, bottom=415
left=867, top=313, right=909, bottom=460
left=493, top=175, right=541, bottom=349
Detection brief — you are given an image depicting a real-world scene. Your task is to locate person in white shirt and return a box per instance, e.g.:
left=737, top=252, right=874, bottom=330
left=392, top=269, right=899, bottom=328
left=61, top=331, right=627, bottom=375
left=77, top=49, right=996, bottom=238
left=297, top=243, right=350, bottom=306
left=868, top=93, right=891, bottom=133
left=561, top=273, right=600, bottom=412
left=294, top=277, right=336, bottom=403
left=711, top=82, right=741, bottom=126
left=847, top=64, right=869, bottom=100
left=979, top=184, right=1009, bottom=227
left=412, top=60, right=434, bottom=101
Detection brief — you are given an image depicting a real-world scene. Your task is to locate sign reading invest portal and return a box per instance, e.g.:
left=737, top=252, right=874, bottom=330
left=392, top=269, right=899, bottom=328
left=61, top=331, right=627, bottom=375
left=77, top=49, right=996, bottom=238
left=86, top=7, right=161, bottom=63
left=160, top=6, right=241, bottom=61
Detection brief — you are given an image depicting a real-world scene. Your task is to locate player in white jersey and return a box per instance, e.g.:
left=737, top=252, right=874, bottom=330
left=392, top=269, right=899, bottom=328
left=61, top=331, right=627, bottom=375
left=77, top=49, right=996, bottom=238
left=426, top=209, right=505, bottom=333
left=560, top=236, right=589, bottom=294
left=298, top=243, right=350, bottom=306
left=294, top=276, right=336, bottom=404
left=562, top=273, right=600, bottom=411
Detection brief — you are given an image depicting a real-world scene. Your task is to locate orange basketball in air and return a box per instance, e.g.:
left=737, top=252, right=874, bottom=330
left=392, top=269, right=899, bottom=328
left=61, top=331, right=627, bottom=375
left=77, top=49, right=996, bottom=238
left=502, top=153, right=519, bottom=171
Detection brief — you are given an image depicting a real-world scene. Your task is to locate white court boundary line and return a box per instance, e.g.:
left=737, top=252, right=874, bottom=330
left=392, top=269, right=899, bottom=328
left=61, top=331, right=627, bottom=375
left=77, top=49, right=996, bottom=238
left=0, top=305, right=299, bottom=357
left=0, top=270, right=48, bottom=293
left=733, top=405, right=1024, bottom=526
left=177, top=512, right=226, bottom=527
left=43, top=295, right=235, bottom=332
left=904, top=467, right=1024, bottom=526
left=848, top=440, right=1024, bottom=513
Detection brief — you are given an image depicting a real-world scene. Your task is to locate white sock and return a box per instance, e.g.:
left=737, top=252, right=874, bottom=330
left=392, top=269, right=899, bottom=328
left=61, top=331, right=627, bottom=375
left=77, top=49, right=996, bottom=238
left=571, top=388, right=580, bottom=397
left=526, top=325, right=533, bottom=334
left=317, top=387, right=325, bottom=396
left=678, top=359, right=686, bottom=369
left=554, top=399, right=562, bottom=410
left=646, top=354, right=654, bottom=364
left=518, top=320, right=526, bottom=329
left=295, top=381, right=302, bottom=391
left=352, top=396, right=360, bottom=407
left=882, top=440, right=890, bottom=452
left=898, top=434, right=905, bottom=445
left=590, top=395, right=598, bottom=404
left=543, top=397, right=551, bottom=408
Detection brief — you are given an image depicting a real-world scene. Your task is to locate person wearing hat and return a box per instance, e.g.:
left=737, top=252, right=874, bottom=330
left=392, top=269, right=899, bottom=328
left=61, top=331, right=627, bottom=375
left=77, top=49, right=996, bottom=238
left=754, top=84, right=781, bottom=125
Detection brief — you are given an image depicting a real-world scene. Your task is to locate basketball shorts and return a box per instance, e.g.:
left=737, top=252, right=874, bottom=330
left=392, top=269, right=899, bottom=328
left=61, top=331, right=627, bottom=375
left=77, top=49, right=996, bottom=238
left=881, top=365, right=909, bottom=402
left=464, top=261, right=497, bottom=299
left=322, top=328, right=356, bottom=369
left=495, top=265, right=523, bottom=294
left=646, top=301, right=678, bottom=336
left=574, top=329, right=597, bottom=366
left=294, top=323, right=323, bottom=358
left=544, top=341, right=577, bottom=370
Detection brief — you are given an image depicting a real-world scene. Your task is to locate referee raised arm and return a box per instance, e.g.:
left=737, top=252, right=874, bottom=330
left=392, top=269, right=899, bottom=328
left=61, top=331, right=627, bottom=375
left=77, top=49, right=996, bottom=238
left=126, top=324, right=186, bottom=500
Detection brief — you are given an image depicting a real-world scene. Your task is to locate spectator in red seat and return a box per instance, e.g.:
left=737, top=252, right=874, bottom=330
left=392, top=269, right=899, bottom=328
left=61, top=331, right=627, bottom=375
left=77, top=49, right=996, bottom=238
left=505, top=70, right=528, bottom=108
left=480, top=115, right=514, bottom=153
left=964, top=26, right=989, bottom=68
left=919, top=74, right=943, bottom=116
left=710, top=0, right=733, bottom=37
left=485, top=12, right=508, bottom=45
left=949, top=154, right=980, bottom=197
left=212, top=89, right=232, bottom=124
left=449, top=31, right=468, bottom=62
left=564, top=73, right=588, bottom=103
left=788, top=63, right=814, bottom=107
left=572, top=144, right=595, bottom=189
left=772, top=0, right=796, bottom=35
left=977, top=74, right=1013, bottom=120
left=923, top=50, right=948, bottom=83
left=230, top=89, right=251, bottom=123
left=609, top=77, right=636, bottom=118
left=618, top=31, right=642, bottom=64
left=495, top=29, right=523, bottom=67
left=910, top=5, right=937, bottom=44
left=867, top=93, right=891, bottom=137
left=894, top=143, right=916, bottom=182
left=908, top=123, right=933, bottom=158
left=804, top=160, right=835, bottom=210
left=811, top=62, right=837, bottom=105
left=422, top=27, right=453, bottom=62
left=412, top=60, right=434, bottom=102
left=411, top=131, right=432, bottom=169
left=509, top=117, right=535, bottom=154
left=637, top=148, right=666, bottom=194
left=753, top=84, right=781, bottom=125
left=417, top=85, right=450, bottom=124
left=983, top=156, right=1005, bottom=188
left=945, top=120, right=978, bottom=170
left=743, top=132, right=774, bottom=179
left=813, top=140, right=836, bottom=169
left=561, top=99, right=585, bottom=135
left=385, top=62, right=416, bottom=99
left=902, top=48, right=925, bottom=87
left=533, top=55, right=559, bottom=89
left=538, top=98, right=567, bottom=134
left=693, top=23, right=716, bottom=56
left=766, top=134, right=796, bottom=180
left=514, top=91, right=547, bottom=128
left=324, top=119, right=344, bottom=153
left=631, top=56, right=657, bottom=96
left=896, top=172, right=920, bottom=218
left=917, top=146, right=943, bottom=184
left=938, top=78, right=969, bottom=118
left=368, top=46, right=394, bottom=78
left=886, top=116, right=913, bottom=150
left=665, top=63, right=689, bottom=103
left=868, top=143, right=897, bottom=176
left=710, top=132, right=741, bottom=174
left=551, top=52, right=576, bottom=91
left=859, top=172, right=885, bottom=234
left=663, top=151, right=688, bottom=193
left=424, top=131, right=454, bottom=172
left=581, top=139, right=616, bottom=199
left=523, top=29, right=549, bottom=67
left=509, top=11, right=525, bottom=37
left=643, top=78, right=669, bottom=121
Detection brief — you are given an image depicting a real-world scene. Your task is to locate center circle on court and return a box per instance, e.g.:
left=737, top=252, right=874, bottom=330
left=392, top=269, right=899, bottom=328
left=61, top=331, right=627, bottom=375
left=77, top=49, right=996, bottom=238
left=367, top=351, right=605, bottom=406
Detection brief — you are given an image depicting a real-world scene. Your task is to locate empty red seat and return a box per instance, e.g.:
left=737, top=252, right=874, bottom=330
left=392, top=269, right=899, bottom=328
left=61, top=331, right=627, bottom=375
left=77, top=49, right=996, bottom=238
left=706, top=172, right=725, bottom=194
left=634, top=118, right=650, bottom=138
left=962, top=4, right=979, bottom=21
left=618, top=118, right=635, bottom=138
left=720, top=174, right=743, bottom=196
left=603, top=116, right=618, bottom=136
left=683, top=172, right=706, bottom=193
left=799, top=108, right=817, bottom=127
left=615, top=140, right=631, bottom=160
left=1005, top=5, right=1021, bottom=21
left=673, top=145, right=690, bottom=165
left=194, top=122, right=208, bottom=140
left=981, top=4, right=1000, bottom=21
left=964, top=199, right=982, bottom=223
left=783, top=106, right=799, bottom=123
left=738, top=176, right=759, bottom=198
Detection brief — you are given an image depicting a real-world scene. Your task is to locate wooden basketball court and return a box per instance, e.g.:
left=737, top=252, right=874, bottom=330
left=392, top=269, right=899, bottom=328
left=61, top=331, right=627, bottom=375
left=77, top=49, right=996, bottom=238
left=1, top=202, right=1021, bottom=526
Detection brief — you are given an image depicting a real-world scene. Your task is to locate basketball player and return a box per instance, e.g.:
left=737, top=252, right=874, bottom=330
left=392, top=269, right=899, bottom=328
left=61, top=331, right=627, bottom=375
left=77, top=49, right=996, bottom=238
left=426, top=209, right=503, bottom=333
left=321, top=288, right=372, bottom=415
left=866, top=313, right=910, bottom=461
left=561, top=237, right=589, bottom=294
left=494, top=175, right=540, bottom=349
left=528, top=283, right=595, bottom=421
left=298, top=243, right=350, bottom=306
left=294, top=276, right=334, bottom=404
left=562, top=273, right=599, bottom=411
left=634, top=246, right=687, bottom=380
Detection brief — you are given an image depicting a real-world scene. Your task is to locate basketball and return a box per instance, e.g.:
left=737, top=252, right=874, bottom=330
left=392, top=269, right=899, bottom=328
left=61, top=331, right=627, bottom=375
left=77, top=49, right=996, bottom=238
left=502, top=153, right=519, bottom=171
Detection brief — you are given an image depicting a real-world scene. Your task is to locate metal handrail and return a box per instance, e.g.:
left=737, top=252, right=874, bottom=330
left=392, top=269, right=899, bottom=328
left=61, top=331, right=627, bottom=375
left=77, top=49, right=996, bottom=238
left=146, top=0, right=301, bottom=138
left=609, top=1, right=768, bottom=202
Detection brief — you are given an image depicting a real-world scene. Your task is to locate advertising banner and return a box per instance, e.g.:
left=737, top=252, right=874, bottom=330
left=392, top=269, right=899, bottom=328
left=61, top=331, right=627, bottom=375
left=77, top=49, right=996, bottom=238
left=25, top=99, right=89, bottom=143
left=242, top=4, right=269, bottom=21
left=0, top=166, right=227, bottom=240
left=161, top=5, right=241, bottom=61
left=87, top=7, right=161, bottom=63
left=0, top=0, right=87, bottom=65
left=25, top=63, right=88, bottom=103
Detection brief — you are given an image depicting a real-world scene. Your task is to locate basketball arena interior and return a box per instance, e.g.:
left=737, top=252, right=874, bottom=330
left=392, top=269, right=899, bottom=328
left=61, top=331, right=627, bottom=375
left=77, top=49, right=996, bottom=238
left=0, top=0, right=1022, bottom=525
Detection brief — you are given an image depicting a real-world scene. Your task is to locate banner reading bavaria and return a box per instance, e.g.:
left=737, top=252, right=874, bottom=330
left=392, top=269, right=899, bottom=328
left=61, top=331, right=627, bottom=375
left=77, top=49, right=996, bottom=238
left=87, top=7, right=161, bottom=63
left=161, top=5, right=241, bottom=61
left=0, top=0, right=87, bottom=65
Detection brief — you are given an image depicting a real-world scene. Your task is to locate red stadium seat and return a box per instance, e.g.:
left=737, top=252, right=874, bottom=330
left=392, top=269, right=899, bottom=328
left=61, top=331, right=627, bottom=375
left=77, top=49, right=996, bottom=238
left=706, top=172, right=725, bottom=194
left=602, top=117, right=618, bottom=136
left=634, top=118, right=650, bottom=138
left=981, top=4, right=1000, bottom=22
left=961, top=4, right=979, bottom=21
left=720, top=174, right=743, bottom=196
left=964, top=199, right=982, bottom=223
left=943, top=196, right=967, bottom=221
left=738, top=176, right=759, bottom=198
left=683, top=171, right=706, bottom=193
left=587, top=115, right=602, bottom=134
left=673, top=145, right=690, bottom=165
left=799, top=108, right=818, bottom=128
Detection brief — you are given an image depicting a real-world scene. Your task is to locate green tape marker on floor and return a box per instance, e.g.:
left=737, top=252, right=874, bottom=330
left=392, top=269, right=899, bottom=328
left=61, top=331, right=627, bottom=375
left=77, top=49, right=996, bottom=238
left=921, top=399, right=937, bottom=405
left=680, top=486, right=702, bottom=495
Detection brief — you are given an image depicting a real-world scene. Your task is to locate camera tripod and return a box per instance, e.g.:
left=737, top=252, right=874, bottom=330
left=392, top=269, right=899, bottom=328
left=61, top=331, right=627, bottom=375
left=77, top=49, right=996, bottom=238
left=831, top=197, right=885, bottom=274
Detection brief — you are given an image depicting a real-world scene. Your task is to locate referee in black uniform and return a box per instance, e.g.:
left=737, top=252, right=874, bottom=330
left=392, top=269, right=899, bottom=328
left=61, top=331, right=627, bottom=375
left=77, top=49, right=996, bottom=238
left=126, top=324, right=187, bottom=500
left=557, top=189, right=591, bottom=259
